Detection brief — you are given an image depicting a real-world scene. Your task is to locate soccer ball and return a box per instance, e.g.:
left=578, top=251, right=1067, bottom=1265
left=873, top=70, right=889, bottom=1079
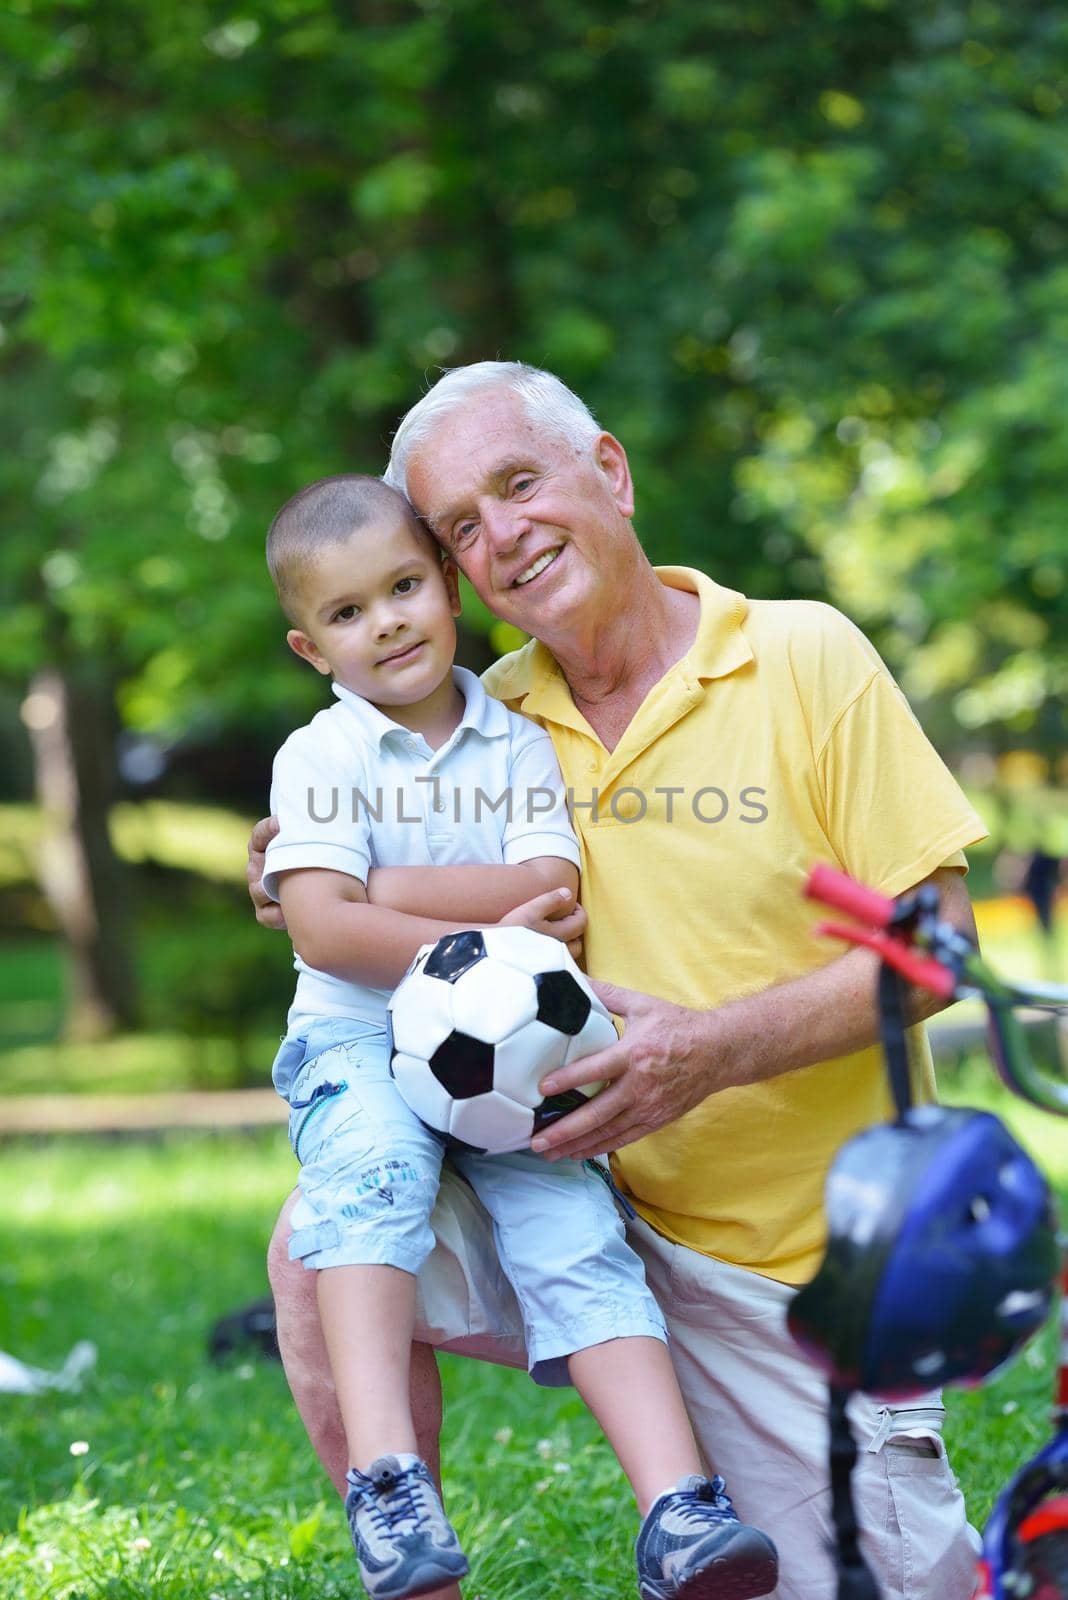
left=387, top=926, right=616, bottom=1155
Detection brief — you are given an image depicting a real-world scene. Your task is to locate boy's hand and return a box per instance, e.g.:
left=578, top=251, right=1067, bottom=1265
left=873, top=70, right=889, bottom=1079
left=499, top=887, right=587, bottom=959
left=247, top=815, right=286, bottom=930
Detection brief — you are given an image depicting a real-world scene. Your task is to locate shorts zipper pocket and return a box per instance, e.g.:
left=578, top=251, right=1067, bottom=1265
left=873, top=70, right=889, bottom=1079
left=291, top=1079, right=348, bottom=1162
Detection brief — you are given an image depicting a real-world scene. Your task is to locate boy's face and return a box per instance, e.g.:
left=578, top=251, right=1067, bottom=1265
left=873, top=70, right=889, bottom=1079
left=286, top=507, right=461, bottom=713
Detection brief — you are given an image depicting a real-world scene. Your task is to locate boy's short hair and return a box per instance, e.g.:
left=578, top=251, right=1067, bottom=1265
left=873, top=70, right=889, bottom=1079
left=266, top=474, right=429, bottom=623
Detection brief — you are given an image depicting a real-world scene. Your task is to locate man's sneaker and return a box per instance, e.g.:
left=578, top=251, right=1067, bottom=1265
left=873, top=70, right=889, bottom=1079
left=636, top=1474, right=778, bottom=1600
left=344, top=1453, right=469, bottom=1600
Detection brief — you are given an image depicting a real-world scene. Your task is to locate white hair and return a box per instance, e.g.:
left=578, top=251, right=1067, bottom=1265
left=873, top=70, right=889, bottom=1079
left=384, top=361, right=602, bottom=495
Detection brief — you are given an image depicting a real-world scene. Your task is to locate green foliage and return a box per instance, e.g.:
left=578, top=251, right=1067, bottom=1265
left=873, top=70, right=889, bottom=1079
left=0, top=798, right=296, bottom=1080
left=0, top=802, right=257, bottom=893
left=1, top=0, right=1065, bottom=758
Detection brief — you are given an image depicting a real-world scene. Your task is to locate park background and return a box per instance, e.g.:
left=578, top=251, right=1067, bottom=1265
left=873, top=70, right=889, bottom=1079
left=1, top=2, right=1066, bottom=1597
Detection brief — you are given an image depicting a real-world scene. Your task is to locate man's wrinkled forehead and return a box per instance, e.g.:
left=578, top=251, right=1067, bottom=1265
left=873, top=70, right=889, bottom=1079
left=406, top=391, right=556, bottom=524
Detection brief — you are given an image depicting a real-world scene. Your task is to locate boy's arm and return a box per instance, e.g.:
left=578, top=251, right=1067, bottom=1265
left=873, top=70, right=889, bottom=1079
left=365, top=721, right=582, bottom=922
left=277, top=867, right=584, bottom=989
left=364, top=857, right=579, bottom=922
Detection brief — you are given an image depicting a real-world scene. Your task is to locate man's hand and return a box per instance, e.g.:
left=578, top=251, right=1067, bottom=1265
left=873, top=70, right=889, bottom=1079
left=527, top=866, right=978, bottom=1164
left=531, top=980, right=719, bottom=1161
left=499, top=887, right=587, bottom=960
left=247, top=815, right=286, bottom=931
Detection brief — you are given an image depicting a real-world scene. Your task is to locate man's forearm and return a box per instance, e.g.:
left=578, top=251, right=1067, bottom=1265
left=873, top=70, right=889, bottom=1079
left=702, top=943, right=947, bottom=1092
left=365, top=859, right=578, bottom=921
left=701, top=866, right=975, bottom=1093
left=531, top=867, right=977, bottom=1161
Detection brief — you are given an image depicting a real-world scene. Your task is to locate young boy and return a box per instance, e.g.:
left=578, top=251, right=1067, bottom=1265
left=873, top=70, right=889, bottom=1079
left=262, top=473, right=778, bottom=1600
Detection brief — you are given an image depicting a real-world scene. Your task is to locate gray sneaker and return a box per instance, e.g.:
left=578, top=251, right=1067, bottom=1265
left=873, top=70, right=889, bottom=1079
left=636, top=1474, right=778, bottom=1600
left=344, top=1454, right=469, bottom=1600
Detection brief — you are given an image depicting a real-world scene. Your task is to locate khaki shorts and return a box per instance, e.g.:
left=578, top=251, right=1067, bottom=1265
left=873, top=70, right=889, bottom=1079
left=415, top=1167, right=981, bottom=1600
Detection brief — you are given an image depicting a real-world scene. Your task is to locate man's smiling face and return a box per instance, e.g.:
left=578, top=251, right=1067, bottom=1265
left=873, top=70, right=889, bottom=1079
left=404, top=388, right=635, bottom=638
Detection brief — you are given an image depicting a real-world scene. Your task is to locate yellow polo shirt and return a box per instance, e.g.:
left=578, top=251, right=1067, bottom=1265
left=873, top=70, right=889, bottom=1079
left=482, top=567, right=987, bottom=1284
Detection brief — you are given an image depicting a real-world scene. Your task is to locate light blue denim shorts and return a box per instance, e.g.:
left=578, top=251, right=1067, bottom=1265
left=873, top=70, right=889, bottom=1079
left=275, top=1015, right=667, bottom=1385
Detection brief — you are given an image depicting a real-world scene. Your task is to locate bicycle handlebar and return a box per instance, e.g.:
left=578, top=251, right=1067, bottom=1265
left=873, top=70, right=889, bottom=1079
left=806, top=864, right=898, bottom=930
left=806, top=865, right=1068, bottom=1117
left=815, top=919, right=959, bottom=999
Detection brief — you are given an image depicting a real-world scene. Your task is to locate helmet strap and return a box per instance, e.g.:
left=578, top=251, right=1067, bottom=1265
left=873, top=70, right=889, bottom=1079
left=828, top=1383, right=883, bottom=1598
left=821, top=961, right=913, bottom=1599
left=878, top=963, right=914, bottom=1119
left=821, top=912, right=926, bottom=1596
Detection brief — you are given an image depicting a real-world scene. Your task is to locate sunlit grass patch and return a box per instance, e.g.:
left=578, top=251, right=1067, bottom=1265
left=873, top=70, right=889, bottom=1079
left=0, top=802, right=255, bottom=895
left=0, top=1029, right=282, bottom=1098
left=109, top=802, right=255, bottom=886
left=0, top=1123, right=1064, bottom=1597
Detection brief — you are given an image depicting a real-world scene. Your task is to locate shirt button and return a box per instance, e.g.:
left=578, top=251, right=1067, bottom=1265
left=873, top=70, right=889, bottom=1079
left=614, top=793, right=641, bottom=820
left=586, top=760, right=597, bottom=774
left=433, top=798, right=446, bottom=813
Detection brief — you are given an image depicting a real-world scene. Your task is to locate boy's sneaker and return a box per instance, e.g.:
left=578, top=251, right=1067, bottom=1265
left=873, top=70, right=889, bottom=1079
left=344, top=1453, right=468, bottom=1600
left=636, top=1474, right=778, bottom=1600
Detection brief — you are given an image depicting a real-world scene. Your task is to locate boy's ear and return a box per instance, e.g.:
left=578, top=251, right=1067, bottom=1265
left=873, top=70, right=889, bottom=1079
left=286, top=629, right=332, bottom=676
left=442, top=557, right=462, bottom=618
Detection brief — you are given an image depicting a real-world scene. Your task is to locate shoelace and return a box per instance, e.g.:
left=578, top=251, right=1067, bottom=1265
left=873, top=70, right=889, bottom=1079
left=669, top=1476, right=735, bottom=1526
left=358, top=1465, right=429, bottom=1537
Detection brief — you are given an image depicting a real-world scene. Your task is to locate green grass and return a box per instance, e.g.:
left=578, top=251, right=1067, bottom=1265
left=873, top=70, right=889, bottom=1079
left=937, top=1060, right=1068, bottom=1530
left=0, top=1028, right=283, bottom=1098
left=1, top=799, right=1065, bottom=1592
left=0, top=1131, right=648, bottom=1599
left=0, top=1083, right=1064, bottom=1600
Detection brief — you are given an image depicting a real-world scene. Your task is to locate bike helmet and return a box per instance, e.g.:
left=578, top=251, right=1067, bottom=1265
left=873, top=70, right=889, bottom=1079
left=789, top=1103, right=1059, bottom=1398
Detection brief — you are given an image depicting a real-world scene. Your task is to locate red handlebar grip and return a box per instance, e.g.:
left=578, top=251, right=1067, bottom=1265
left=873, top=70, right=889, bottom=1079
left=806, top=865, right=896, bottom=928
left=817, top=921, right=958, bottom=1000
left=885, top=945, right=958, bottom=1001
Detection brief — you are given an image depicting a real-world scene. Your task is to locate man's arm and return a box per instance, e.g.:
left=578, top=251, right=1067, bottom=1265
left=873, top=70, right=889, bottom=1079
left=530, top=867, right=976, bottom=1163
left=279, top=865, right=583, bottom=990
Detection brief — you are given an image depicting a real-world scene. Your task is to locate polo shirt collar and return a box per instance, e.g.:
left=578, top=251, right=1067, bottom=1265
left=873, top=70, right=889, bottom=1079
left=495, top=567, right=753, bottom=725
left=657, top=566, right=752, bottom=682
left=332, top=666, right=511, bottom=750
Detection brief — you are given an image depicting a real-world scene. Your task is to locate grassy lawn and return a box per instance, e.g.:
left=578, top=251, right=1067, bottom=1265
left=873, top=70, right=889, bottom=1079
left=0, top=1131, right=652, bottom=1600
left=1, top=799, right=1064, bottom=1594
left=0, top=1080, right=1065, bottom=1600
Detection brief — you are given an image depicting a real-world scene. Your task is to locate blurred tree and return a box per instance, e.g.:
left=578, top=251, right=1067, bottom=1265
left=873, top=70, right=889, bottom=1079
left=2, top=0, right=1065, bottom=1028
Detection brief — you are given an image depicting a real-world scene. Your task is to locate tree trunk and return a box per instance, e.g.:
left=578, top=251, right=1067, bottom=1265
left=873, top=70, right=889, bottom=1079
left=25, top=665, right=138, bottom=1039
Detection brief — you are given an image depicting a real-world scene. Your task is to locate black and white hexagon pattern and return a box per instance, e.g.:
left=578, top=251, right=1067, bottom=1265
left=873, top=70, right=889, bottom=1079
left=388, top=925, right=615, bottom=1154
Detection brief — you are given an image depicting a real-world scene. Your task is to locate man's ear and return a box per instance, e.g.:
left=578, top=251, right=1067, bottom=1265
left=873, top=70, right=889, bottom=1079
left=286, top=629, right=332, bottom=676
left=442, top=557, right=462, bottom=618
left=595, top=432, right=635, bottom=520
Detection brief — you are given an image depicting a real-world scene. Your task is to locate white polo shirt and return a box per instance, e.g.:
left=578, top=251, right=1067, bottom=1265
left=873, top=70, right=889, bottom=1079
left=264, top=666, right=580, bottom=1039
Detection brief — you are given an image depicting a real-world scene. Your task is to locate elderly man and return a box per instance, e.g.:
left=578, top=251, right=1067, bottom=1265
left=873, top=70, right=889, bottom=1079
left=249, top=361, right=986, bottom=1599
